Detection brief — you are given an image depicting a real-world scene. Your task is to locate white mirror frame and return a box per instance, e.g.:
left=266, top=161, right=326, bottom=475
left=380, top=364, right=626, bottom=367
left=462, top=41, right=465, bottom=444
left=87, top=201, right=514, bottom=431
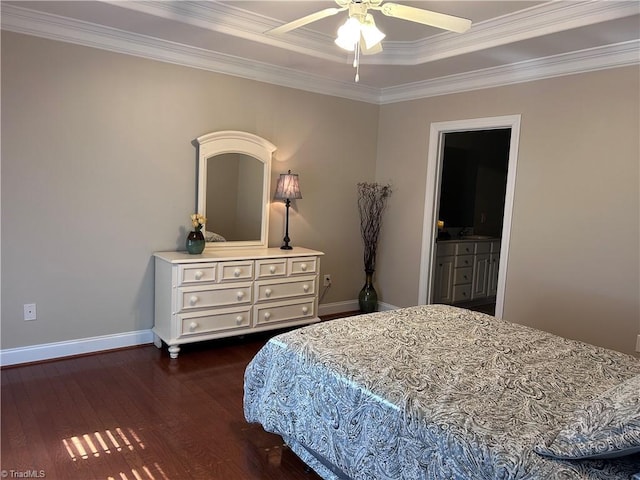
left=196, top=131, right=276, bottom=250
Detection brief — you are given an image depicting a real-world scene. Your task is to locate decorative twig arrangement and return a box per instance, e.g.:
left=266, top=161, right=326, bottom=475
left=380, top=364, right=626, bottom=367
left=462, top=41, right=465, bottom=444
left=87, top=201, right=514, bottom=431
left=357, top=182, right=392, bottom=272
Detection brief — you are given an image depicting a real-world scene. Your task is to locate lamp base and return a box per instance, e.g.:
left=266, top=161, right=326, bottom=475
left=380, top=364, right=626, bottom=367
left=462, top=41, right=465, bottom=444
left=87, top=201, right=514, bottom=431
left=280, top=244, right=293, bottom=250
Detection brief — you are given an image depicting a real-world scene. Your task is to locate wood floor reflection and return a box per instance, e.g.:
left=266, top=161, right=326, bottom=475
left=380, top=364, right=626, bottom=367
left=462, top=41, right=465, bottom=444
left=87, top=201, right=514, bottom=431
left=1, top=332, right=322, bottom=480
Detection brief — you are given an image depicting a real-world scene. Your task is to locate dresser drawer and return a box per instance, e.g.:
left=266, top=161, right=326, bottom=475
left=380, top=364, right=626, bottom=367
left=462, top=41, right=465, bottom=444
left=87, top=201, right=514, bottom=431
left=455, top=243, right=474, bottom=255
left=288, top=256, right=317, bottom=275
left=254, top=299, right=316, bottom=326
left=255, top=276, right=316, bottom=302
left=454, top=266, right=472, bottom=285
left=217, top=261, right=254, bottom=282
left=453, top=284, right=471, bottom=303
left=436, top=242, right=456, bottom=256
left=178, top=263, right=216, bottom=285
left=455, top=255, right=473, bottom=268
left=177, top=283, right=252, bottom=311
left=178, top=307, right=251, bottom=337
left=255, top=259, right=287, bottom=279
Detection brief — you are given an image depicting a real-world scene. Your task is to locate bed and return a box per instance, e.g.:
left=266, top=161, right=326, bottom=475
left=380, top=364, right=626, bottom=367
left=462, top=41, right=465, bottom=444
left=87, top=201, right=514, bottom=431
left=243, top=305, right=640, bottom=479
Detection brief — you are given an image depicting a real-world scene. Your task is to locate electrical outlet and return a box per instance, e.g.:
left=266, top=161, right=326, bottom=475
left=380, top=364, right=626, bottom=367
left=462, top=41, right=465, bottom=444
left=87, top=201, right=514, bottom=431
left=323, top=274, right=332, bottom=287
left=24, top=303, right=37, bottom=321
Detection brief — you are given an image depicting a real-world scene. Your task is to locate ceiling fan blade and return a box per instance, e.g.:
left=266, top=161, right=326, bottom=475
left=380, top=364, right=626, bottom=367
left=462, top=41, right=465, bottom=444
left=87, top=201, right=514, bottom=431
left=265, top=7, right=345, bottom=35
left=378, top=3, right=471, bottom=33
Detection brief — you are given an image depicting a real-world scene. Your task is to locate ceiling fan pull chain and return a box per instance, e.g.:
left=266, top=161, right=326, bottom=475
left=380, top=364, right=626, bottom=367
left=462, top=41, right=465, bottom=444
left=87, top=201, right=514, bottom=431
left=354, top=41, right=360, bottom=83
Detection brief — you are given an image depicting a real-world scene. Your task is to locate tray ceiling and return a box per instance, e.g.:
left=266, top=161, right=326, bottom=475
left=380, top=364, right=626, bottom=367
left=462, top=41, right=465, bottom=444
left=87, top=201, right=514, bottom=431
left=2, top=1, right=638, bottom=103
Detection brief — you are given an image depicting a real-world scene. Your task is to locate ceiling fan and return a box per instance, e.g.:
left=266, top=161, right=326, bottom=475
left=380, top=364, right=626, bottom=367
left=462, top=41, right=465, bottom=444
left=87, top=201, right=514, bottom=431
left=265, top=1, right=472, bottom=82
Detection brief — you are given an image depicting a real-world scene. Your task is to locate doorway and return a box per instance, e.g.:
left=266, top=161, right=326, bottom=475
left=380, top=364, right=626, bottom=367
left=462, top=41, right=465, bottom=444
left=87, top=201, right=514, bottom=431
left=417, top=115, right=521, bottom=319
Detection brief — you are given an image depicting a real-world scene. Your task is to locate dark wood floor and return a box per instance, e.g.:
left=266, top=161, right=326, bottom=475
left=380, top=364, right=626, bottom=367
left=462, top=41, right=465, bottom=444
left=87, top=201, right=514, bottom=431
left=1, top=331, right=324, bottom=480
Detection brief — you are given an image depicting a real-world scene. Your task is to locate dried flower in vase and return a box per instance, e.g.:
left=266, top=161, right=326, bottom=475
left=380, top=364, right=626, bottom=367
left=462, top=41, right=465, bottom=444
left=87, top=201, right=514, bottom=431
left=357, top=182, right=392, bottom=272
left=190, top=213, right=206, bottom=232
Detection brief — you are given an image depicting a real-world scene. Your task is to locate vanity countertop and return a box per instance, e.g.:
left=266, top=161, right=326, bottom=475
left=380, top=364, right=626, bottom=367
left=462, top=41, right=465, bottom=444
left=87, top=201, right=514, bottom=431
left=437, top=237, right=499, bottom=243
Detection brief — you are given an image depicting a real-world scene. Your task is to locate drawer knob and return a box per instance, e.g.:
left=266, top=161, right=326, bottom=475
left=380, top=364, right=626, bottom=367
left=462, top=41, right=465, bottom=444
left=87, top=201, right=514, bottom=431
left=264, top=312, right=271, bottom=320
left=236, top=291, right=245, bottom=301
left=300, top=263, right=307, bottom=271
left=234, top=268, right=241, bottom=277
left=264, top=288, right=272, bottom=297
left=269, top=266, right=276, bottom=274
left=189, top=322, right=199, bottom=331
left=235, top=315, right=244, bottom=325
left=302, top=306, right=309, bottom=314
left=303, top=284, right=309, bottom=292
left=189, top=295, right=199, bottom=305
left=195, top=270, right=204, bottom=280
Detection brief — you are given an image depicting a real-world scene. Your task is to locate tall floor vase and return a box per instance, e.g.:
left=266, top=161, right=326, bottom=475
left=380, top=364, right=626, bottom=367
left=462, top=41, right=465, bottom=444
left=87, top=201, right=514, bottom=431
left=358, top=270, right=378, bottom=313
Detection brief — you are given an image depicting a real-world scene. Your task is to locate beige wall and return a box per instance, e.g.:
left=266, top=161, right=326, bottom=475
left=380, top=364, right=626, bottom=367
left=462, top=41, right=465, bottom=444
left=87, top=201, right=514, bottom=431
left=375, top=67, right=640, bottom=355
left=1, top=32, right=378, bottom=349
left=2, top=31, right=639, bottom=357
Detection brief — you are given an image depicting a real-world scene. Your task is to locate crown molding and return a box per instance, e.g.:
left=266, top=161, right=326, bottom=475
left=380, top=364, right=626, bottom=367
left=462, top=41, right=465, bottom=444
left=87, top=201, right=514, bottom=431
left=100, top=0, right=640, bottom=67
left=378, top=40, right=640, bottom=104
left=378, top=0, right=640, bottom=65
left=1, top=3, right=638, bottom=105
left=1, top=3, right=378, bottom=103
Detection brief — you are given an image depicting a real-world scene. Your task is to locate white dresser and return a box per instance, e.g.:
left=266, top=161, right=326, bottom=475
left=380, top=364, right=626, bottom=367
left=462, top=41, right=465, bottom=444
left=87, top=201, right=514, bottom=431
left=153, top=247, right=324, bottom=358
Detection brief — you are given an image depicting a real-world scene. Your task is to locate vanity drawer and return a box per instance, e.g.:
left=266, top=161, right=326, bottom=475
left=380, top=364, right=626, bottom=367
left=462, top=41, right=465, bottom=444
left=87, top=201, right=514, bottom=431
left=454, top=267, right=472, bottom=285
left=254, top=299, right=316, bottom=326
left=455, top=243, right=474, bottom=255
left=453, top=284, right=472, bottom=303
left=177, top=283, right=252, bottom=311
left=288, top=256, right=317, bottom=275
left=475, top=242, right=491, bottom=254
left=455, top=255, right=473, bottom=268
left=436, top=242, right=456, bottom=256
left=178, top=263, right=216, bottom=285
left=255, top=276, right=316, bottom=302
left=217, top=261, right=254, bottom=282
left=178, top=307, right=251, bottom=337
left=255, top=259, right=287, bottom=279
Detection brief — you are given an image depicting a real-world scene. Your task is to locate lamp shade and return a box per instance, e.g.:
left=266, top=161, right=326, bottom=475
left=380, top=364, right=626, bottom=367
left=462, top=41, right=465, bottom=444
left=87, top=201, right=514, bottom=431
left=335, top=17, right=361, bottom=51
left=274, top=170, right=302, bottom=200
left=360, top=14, right=385, bottom=49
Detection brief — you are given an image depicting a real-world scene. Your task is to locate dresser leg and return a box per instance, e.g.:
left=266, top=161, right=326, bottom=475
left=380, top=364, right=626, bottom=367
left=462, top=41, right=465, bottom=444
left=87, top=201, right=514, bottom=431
left=168, top=345, right=180, bottom=359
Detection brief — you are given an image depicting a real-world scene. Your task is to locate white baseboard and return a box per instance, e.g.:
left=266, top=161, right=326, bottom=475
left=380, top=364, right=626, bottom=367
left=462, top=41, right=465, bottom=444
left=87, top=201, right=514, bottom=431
left=0, top=330, right=154, bottom=367
left=318, top=300, right=359, bottom=316
left=378, top=301, right=400, bottom=312
left=318, top=300, right=400, bottom=316
left=2, top=301, right=403, bottom=367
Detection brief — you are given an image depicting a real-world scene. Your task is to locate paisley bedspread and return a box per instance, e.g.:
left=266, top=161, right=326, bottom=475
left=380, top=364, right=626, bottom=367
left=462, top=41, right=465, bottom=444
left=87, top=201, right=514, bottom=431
left=243, top=305, right=640, bottom=479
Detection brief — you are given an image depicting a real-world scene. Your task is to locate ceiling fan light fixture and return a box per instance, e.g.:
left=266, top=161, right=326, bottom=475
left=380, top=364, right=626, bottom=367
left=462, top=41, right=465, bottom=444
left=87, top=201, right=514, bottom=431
left=360, top=14, right=385, bottom=49
left=335, top=17, right=361, bottom=51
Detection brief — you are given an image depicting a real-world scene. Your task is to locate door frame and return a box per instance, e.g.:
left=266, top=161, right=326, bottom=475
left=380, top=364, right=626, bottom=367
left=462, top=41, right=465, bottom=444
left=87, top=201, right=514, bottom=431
left=417, top=115, right=521, bottom=318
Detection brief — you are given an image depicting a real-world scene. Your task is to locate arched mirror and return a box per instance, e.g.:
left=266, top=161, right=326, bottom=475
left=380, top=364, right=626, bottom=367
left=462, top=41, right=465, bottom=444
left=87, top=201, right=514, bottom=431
left=196, top=131, right=276, bottom=250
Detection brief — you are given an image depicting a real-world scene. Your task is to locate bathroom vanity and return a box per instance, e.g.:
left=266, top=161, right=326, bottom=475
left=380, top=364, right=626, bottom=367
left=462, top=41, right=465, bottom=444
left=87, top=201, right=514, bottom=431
left=432, top=238, right=500, bottom=306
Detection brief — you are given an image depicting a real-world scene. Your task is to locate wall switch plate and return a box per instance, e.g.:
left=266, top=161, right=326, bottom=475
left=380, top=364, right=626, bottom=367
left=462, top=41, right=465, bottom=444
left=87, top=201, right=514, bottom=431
left=636, top=335, right=640, bottom=353
left=24, top=303, right=37, bottom=321
left=323, top=274, right=331, bottom=287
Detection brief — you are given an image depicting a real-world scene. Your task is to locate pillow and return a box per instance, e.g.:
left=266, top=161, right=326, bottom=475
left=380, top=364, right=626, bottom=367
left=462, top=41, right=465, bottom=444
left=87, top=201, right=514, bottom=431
left=205, top=231, right=226, bottom=242
left=534, top=375, right=640, bottom=460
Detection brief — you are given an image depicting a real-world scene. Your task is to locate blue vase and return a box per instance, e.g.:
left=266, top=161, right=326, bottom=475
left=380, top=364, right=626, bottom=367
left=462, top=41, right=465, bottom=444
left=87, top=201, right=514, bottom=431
left=186, top=230, right=205, bottom=254
left=358, top=270, right=378, bottom=313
